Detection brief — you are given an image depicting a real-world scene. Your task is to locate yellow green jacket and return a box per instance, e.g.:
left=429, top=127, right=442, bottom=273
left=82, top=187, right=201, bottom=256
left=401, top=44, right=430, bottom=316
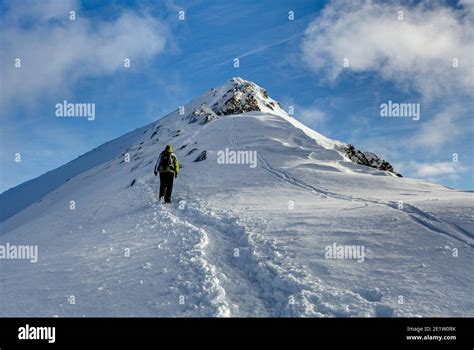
left=155, top=152, right=179, bottom=175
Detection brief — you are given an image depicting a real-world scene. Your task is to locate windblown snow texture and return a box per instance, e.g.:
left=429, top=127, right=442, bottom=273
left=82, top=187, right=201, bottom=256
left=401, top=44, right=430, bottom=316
left=0, top=78, right=472, bottom=317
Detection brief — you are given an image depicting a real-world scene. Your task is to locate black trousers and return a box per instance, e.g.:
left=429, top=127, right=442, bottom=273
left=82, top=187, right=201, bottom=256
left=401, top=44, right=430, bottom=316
left=159, top=172, right=175, bottom=203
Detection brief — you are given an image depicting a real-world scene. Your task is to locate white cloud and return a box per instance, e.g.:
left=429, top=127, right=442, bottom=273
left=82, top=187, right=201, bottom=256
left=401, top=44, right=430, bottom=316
left=280, top=97, right=327, bottom=127
left=0, top=0, right=169, bottom=108
left=392, top=160, right=467, bottom=186
left=301, top=0, right=474, bottom=100
left=460, top=0, right=474, bottom=8
left=294, top=104, right=326, bottom=126
left=413, top=162, right=462, bottom=177
left=409, top=105, right=466, bottom=150
left=3, top=0, right=78, bottom=23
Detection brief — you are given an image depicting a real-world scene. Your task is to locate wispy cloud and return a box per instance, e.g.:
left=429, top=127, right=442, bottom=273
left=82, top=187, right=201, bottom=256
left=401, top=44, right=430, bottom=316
left=0, top=0, right=170, bottom=109
left=399, top=160, right=467, bottom=185
left=412, top=162, right=463, bottom=178
left=409, top=105, right=465, bottom=151
left=293, top=104, right=326, bottom=127
left=0, top=0, right=173, bottom=191
left=301, top=0, right=474, bottom=100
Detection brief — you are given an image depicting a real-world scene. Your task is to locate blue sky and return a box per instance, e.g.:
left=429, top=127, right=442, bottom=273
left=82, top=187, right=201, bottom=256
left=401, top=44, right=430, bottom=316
left=1, top=0, right=473, bottom=192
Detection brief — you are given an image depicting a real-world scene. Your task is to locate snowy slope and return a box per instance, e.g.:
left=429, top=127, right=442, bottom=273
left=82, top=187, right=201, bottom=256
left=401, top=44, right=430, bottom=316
left=0, top=78, right=472, bottom=317
left=0, top=125, right=149, bottom=222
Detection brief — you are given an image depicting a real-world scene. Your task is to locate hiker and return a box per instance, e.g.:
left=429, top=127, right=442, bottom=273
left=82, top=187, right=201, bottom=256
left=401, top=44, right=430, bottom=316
left=154, top=144, right=179, bottom=203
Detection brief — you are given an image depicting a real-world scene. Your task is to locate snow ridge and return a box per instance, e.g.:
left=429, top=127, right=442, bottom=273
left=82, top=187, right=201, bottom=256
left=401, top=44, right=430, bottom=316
left=185, top=77, right=400, bottom=176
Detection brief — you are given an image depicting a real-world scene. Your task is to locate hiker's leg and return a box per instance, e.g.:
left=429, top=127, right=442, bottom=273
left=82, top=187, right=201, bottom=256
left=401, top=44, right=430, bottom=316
left=164, top=173, right=174, bottom=203
left=159, top=173, right=166, bottom=199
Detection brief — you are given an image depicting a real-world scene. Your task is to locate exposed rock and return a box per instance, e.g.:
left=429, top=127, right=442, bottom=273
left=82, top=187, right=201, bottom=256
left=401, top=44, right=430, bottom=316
left=343, top=144, right=401, bottom=176
left=186, top=148, right=198, bottom=156
left=211, top=79, right=265, bottom=116
left=194, top=151, right=207, bottom=162
left=188, top=104, right=217, bottom=125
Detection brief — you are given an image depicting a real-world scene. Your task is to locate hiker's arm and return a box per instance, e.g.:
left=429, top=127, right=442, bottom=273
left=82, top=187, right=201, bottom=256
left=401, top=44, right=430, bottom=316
left=154, top=156, right=161, bottom=175
left=174, top=157, right=179, bottom=176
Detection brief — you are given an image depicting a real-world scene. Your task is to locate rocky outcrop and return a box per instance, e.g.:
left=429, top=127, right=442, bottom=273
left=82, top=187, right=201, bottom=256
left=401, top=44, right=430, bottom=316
left=216, top=93, right=261, bottom=115
left=188, top=104, right=217, bottom=125
left=211, top=78, right=265, bottom=116
left=194, top=151, right=207, bottom=162
left=343, top=144, right=401, bottom=176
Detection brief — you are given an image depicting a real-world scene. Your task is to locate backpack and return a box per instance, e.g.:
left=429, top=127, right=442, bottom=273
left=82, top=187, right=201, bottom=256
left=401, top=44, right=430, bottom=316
left=158, top=152, right=175, bottom=172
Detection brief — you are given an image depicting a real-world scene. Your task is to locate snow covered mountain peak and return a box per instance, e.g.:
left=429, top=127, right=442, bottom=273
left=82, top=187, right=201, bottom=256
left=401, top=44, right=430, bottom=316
left=0, top=77, right=402, bottom=223
left=188, top=77, right=288, bottom=121
left=183, top=77, right=401, bottom=177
